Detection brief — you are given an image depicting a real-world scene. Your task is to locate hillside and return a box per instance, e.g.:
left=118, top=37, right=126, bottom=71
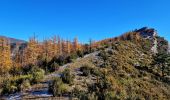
left=56, top=27, right=170, bottom=100
left=0, top=27, right=170, bottom=100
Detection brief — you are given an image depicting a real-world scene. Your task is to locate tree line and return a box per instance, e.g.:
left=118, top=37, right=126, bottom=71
left=0, top=35, right=93, bottom=75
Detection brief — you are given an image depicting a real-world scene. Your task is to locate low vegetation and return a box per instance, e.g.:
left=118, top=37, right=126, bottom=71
left=61, top=68, right=75, bottom=84
left=0, top=27, right=170, bottom=100
left=49, top=77, right=69, bottom=97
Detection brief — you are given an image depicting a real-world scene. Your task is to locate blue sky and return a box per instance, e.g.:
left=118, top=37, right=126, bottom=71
left=0, top=0, right=170, bottom=43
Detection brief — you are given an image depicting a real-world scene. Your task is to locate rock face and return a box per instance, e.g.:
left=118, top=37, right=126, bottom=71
left=135, top=27, right=158, bottom=53
left=135, top=27, right=157, bottom=39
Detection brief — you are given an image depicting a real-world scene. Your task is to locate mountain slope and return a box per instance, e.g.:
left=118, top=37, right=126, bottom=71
left=66, top=41, right=170, bottom=99
left=0, top=27, right=169, bottom=100
left=54, top=27, right=170, bottom=100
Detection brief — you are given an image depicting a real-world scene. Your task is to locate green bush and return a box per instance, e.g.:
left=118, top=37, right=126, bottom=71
left=51, top=55, right=67, bottom=66
left=20, top=79, right=31, bottom=91
left=91, top=68, right=102, bottom=77
left=72, top=86, right=81, bottom=97
left=50, top=62, right=59, bottom=72
left=49, top=77, right=68, bottom=97
left=77, top=50, right=84, bottom=57
left=2, top=79, right=18, bottom=94
left=30, top=67, right=45, bottom=83
left=104, top=91, right=115, bottom=100
left=70, top=53, right=78, bottom=61
left=80, top=65, right=92, bottom=76
left=98, top=50, right=109, bottom=61
left=1, top=75, right=32, bottom=94
left=9, top=66, right=23, bottom=76
left=61, top=69, right=74, bottom=84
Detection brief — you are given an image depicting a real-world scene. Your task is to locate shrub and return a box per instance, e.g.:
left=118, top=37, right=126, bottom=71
left=2, top=79, right=18, bottom=94
left=51, top=55, right=66, bottom=66
left=80, top=64, right=92, bottom=76
left=50, top=62, right=59, bottom=72
left=104, top=91, right=115, bottom=100
left=70, top=53, right=78, bottom=61
left=77, top=50, right=84, bottom=57
left=61, top=69, right=74, bottom=84
left=9, top=66, right=23, bottom=76
left=38, top=57, right=50, bottom=73
left=1, top=75, right=32, bottom=94
left=30, top=67, right=45, bottom=83
left=49, top=77, right=68, bottom=97
left=78, top=92, right=89, bottom=100
left=91, top=68, right=102, bottom=77
left=98, top=50, right=109, bottom=61
left=56, top=55, right=66, bottom=66
left=72, top=86, right=81, bottom=97
left=65, top=56, right=72, bottom=63
left=107, top=49, right=114, bottom=55
left=20, top=79, right=31, bottom=92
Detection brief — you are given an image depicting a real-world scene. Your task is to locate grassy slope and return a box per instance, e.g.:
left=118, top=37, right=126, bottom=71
left=66, top=40, right=170, bottom=99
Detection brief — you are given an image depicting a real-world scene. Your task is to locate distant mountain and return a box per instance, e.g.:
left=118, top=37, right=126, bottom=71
left=0, top=35, right=27, bottom=57
left=0, top=35, right=27, bottom=44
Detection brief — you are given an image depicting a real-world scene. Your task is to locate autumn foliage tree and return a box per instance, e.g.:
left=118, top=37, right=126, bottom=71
left=23, top=36, right=39, bottom=66
left=52, top=36, right=58, bottom=56
left=0, top=38, right=12, bottom=75
left=41, top=39, right=53, bottom=61
left=12, top=43, right=23, bottom=68
left=73, top=37, right=79, bottom=52
left=0, top=35, right=83, bottom=75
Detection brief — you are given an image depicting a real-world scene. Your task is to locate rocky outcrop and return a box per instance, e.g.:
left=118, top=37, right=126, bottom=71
left=135, top=27, right=158, bottom=53
left=135, top=27, right=157, bottom=38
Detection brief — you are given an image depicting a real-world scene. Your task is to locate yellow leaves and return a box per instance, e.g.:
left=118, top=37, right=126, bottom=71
left=21, top=36, right=83, bottom=66
left=24, top=38, right=39, bottom=65
left=0, top=38, right=12, bottom=74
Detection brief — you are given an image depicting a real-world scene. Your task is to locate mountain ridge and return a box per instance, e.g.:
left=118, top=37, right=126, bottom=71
left=0, top=27, right=170, bottom=99
left=0, top=35, right=27, bottom=44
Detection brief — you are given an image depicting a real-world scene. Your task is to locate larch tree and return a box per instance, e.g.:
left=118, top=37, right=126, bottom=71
left=23, top=36, right=39, bottom=66
left=0, top=38, right=12, bottom=74
left=52, top=36, right=58, bottom=56
left=66, top=40, right=71, bottom=54
left=57, top=36, right=62, bottom=55
left=13, top=42, right=23, bottom=68
left=62, top=39, right=68, bottom=55
left=73, top=37, right=79, bottom=52
left=89, top=39, right=93, bottom=53
left=42, top=40, right=51, bottom=60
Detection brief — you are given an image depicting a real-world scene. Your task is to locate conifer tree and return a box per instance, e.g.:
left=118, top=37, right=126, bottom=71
left=57, top=36, right=62, bottom=55
left=13, top=43, right=23, bottom=68
left=0, top=38, right=12, bottom=74
left=52, top=36, right=58, bottom=56
left=23, top=36, right=39, bottom=66
left=66, top=40, right=71, bottom=54
left=73, top=37, right=79, bottom=51
left=61, top=39, right=67, bottom=54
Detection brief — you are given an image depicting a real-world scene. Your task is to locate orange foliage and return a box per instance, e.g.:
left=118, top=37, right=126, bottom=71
left=0, top=38, right=12, bottom=74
